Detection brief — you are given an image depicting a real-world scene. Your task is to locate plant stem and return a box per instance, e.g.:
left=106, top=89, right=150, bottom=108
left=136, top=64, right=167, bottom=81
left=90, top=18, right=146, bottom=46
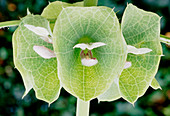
left=0, top=20, right=21, bottom=28
left=160, top=34, right=170, bottom=44
left=84, top=0, right=98, bottom=6
left=0, top=19, right=57, bottom=29
left=76, top=98, right=90, bottom=116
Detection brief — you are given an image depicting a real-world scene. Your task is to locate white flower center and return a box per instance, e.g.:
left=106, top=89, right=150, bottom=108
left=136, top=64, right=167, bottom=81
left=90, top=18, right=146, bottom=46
left=73, top=42, right=106, bottom=67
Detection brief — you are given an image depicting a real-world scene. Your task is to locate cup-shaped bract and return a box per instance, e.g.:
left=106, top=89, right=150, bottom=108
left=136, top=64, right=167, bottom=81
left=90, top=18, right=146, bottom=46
left=41, top=1, right=84, bottom=31
left=53, top=7, right=127, bottom=101
left=98, top=4, right=162, bottom=104
left=120, top=4, right=162, bottom=104
left=12, top=14, right=61, bottom=104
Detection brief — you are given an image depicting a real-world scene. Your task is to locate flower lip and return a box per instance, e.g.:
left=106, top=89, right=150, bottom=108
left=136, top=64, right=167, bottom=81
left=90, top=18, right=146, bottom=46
left=127, top=45, right=152, bottom=55
left=81, top=58, right=98, bottom=67
left=33, top=46, right=56, bottom=59
left=73, top=42, right=106, bottom=50
left=24, top=24, right=53, bottom=43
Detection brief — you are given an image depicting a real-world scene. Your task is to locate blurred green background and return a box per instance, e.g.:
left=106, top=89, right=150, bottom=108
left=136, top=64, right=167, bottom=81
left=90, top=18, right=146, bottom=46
left=0, top=0, right=170, bottom=116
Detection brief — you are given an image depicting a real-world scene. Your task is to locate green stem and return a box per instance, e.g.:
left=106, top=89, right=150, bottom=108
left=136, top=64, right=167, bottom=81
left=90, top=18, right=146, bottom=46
left=0, top=20, right=21, bottom=28
left=76, top=98, right=90, bottom=116
left=160, top=34, right=170, bottom=44
left=0, top=19, right=57, bottom=29
left=84, top=0, right=98, bottom=6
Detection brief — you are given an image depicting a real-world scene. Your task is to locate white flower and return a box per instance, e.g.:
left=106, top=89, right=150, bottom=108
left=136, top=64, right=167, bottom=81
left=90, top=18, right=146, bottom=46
left=24, top=24, right=53, bottom=43
left=33, top=46, right=56, bottom=59
left=24, top=24, right=56, bottom=59
left=73, top=42, right=106, bottom=67
left=73, top=42, right=106, bottom=50
left=127, top=45, right=152, bottom=54
left=123, top=45, right=152, bottom=69
left=81, top=59, right=98, bottom=67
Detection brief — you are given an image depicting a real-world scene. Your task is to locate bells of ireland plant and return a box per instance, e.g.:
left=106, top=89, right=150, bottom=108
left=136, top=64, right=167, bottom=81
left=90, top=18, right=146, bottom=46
left=53, top=6, right=127, bottom=101
left=1, top=0, right=170, bottom=116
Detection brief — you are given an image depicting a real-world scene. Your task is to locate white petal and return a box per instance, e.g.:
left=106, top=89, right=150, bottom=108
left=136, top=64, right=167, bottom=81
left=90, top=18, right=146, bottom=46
left=127, top=45, right=152, bottom=55
left=24, top=24, right=49, bottom=36
left=73, top=43, right=88, bottom=50
left=73, top=42, right=106, bottom=50
left=123, top=61, right=132, bottom=69
left=33, top=46, right=56, bottom=59
left=81, top=58, right=98, bottom=67
left=24, top=24, right=52, bottom=43
left=89, top=42, right=106, bottom=50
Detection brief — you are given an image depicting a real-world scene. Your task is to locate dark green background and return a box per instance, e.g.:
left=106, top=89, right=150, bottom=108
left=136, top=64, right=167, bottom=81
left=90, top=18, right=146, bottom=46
left=0, top=0, right=170, bottom=116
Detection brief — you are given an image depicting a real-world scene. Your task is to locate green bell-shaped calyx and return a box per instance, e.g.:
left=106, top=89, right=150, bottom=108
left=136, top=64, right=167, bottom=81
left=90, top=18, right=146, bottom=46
left=12, top=14, right=61, bottom=104
left=53, top=7, right=127, bottom=101
left=41, top=1, right=84, bottom=31
left=98, top=4, right=162, bottom=104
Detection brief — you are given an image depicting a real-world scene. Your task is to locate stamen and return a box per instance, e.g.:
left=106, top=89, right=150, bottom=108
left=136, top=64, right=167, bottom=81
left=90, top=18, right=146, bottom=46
left=73, top=42, right=106, bottom=67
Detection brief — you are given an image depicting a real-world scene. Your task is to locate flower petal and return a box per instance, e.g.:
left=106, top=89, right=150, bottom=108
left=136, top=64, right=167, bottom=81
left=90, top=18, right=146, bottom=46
left=24, top=24, right=52, bottom=43
left=89, top=42, right=106, bottom=50
left=33, top=46, right=56, bottom=59
left=127, top=45, right=152, bottom=55
left=123, top=61, right=132, bottom=69
left=73, top=42, right=106, bottom=50
left=81, top=58, right=98, bottom=67
left=73, top=43, right=88, bottom=50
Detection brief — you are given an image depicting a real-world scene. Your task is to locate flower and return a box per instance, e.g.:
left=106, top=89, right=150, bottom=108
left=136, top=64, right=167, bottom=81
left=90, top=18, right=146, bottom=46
left=73, top=42, right=106, bottom=67
left=24, top=24, right=56, bottom=59
left=24, top=24, right=53, bottom=43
